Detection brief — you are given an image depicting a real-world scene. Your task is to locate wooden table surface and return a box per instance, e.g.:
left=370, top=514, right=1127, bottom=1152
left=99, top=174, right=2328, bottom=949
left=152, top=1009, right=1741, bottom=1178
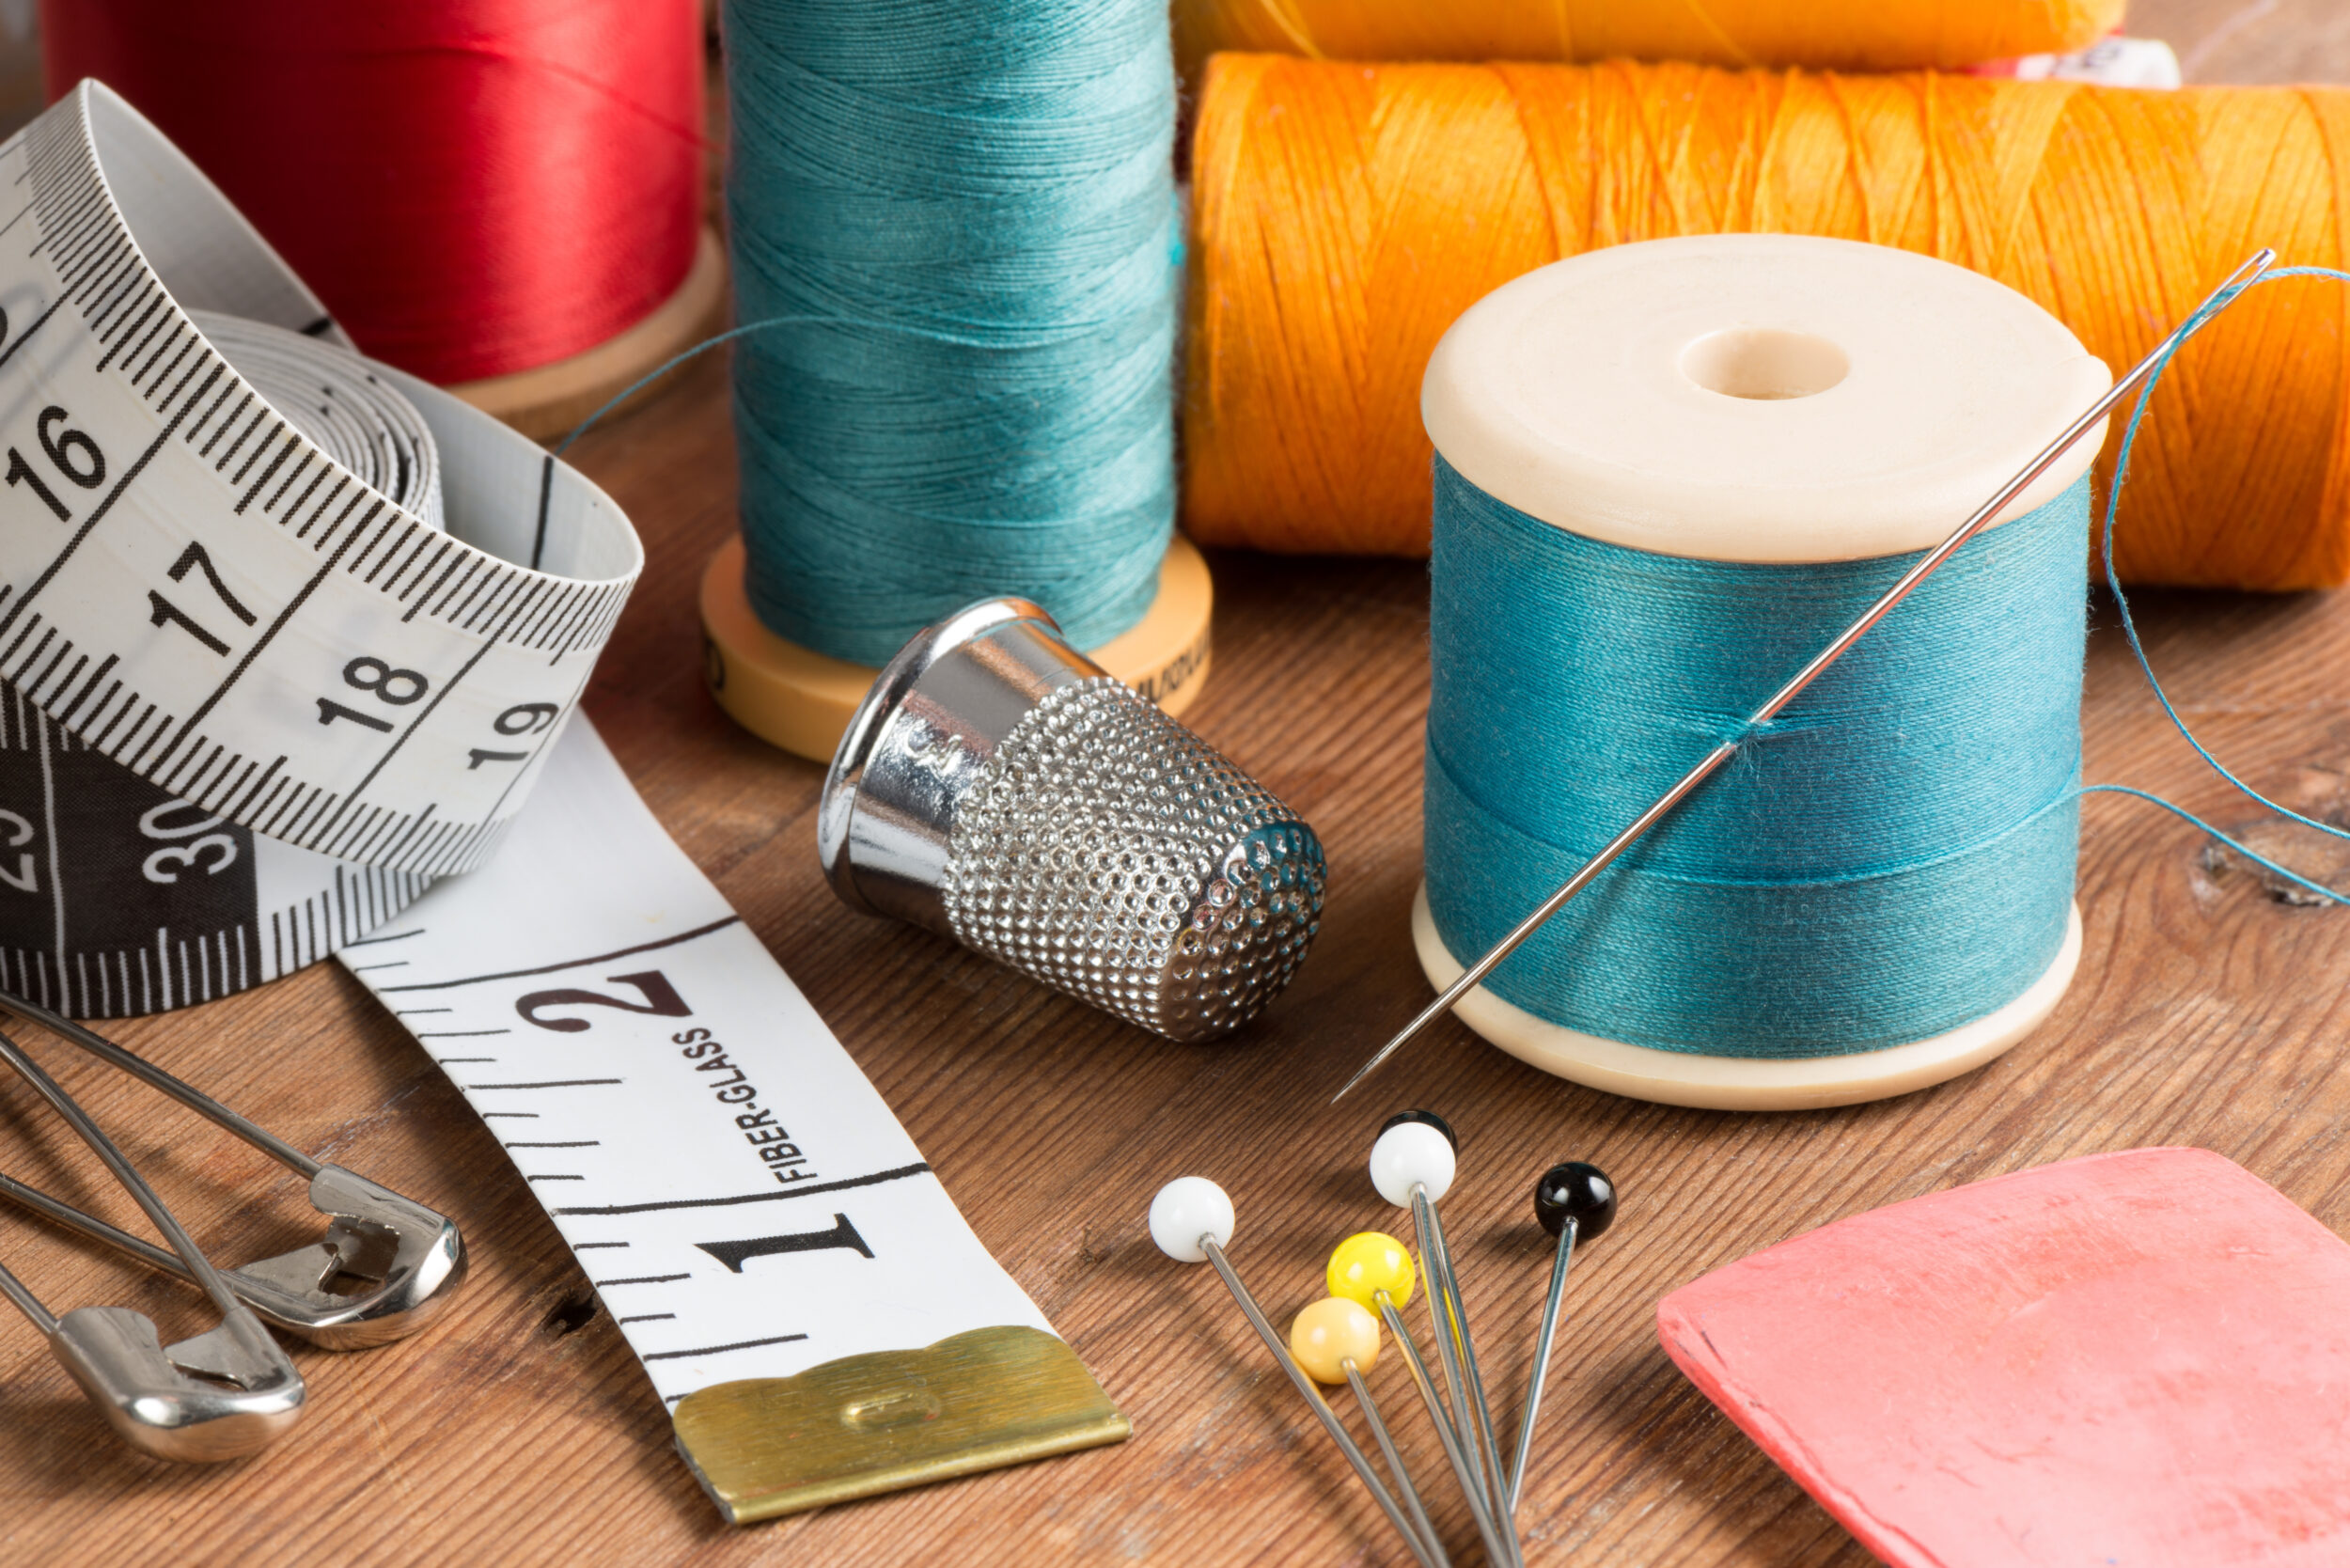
left=3, top=5, right=2347, bottom=1563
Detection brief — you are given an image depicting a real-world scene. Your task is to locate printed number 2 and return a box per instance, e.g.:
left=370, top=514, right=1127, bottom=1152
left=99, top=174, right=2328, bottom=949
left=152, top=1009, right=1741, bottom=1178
left=0, top=808, right=34, bottom=894
left=515, top=969, right=691, bottom=1032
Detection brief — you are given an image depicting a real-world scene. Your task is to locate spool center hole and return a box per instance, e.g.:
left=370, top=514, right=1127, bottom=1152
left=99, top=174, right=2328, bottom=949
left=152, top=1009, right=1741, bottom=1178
left=1679, top=327, right=1849, bottom=400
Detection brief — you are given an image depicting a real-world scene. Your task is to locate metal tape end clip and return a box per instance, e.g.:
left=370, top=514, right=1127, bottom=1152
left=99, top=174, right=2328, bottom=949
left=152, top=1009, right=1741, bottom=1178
left=671, top=1324, right=1130, bottom=1525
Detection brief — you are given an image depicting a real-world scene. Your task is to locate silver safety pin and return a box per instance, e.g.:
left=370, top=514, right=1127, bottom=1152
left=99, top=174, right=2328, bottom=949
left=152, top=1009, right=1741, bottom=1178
left=0, top=1014, right=304, bottom=1461
left=0, top=991, right=466, bottom=1353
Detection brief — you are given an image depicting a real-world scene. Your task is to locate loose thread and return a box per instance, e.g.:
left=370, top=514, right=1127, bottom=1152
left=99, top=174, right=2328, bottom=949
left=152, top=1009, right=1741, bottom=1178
left=2087, top=264, right=2350, bottom=904
left=554, top=315, right=816, bottom=460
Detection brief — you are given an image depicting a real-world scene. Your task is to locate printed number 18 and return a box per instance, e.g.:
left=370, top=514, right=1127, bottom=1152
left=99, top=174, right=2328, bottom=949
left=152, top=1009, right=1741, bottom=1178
left=317, top=656, right=429, bottom=733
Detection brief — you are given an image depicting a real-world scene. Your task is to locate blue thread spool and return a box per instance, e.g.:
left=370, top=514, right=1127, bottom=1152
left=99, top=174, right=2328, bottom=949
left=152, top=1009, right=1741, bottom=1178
left=1416, top=236, right=2112, bottom=1109
left=698, top=0, right=1214, bottom=762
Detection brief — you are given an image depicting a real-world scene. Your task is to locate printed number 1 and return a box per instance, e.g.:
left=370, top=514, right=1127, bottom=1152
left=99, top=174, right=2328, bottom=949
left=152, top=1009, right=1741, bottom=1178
left=697, top=1215, right=873, bottom=1274
left=5, top=448, right=65, bottom=521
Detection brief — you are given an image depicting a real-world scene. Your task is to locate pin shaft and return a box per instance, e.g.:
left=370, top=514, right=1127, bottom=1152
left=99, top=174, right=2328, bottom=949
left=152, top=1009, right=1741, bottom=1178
left=1507, top=1216, right=1577, bottom=1513
left=1415, top=1187, right=1522, bottom=1567
left=1333, top=246, right=2280, bottom=1102
left=0, top=991, right=319, bottom=1176
left=1200, top=1238, right=1442, bottom=1568
left=1346, top=1360, right=1451, bottom=1567
left=0, top=1024, right=245, bottom=1322
left=1378, top=1294, right=1515, bottom=1568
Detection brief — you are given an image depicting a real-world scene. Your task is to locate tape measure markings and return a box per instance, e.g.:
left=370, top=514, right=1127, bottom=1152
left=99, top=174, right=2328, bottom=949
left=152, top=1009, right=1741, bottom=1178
left=0, top=89, right=641, bottom=880
left=0, top=681, right=431, bottom=1015
left=342, top=719, right=1065, bottom=1408
left=0, top=85, right=645, bottom=1016
left=550, top=1161, right=937, bottom=1219
left=371, top=912, right=744, bottom=994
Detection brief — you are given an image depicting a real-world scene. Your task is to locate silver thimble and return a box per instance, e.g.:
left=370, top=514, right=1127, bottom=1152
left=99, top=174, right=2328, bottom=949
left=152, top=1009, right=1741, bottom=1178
left=819, top=599, right=1326, bottom=1042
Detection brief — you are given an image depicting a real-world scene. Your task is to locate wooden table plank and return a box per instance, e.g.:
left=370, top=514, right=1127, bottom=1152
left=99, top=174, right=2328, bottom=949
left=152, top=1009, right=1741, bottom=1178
left=3, top=8, right=2349, bottom=1563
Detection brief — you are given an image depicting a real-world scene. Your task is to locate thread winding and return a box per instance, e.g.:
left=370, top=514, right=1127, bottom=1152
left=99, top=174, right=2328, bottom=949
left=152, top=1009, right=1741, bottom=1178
left=1424, top=459, right=2087, bottom=1058
left=1421, top=261, right=2350, bottom=1065
left=722, top=0, right=1180, bottom=666
left=41, top=0, right=707, bottom=385
left=1173, top=0, right=2123, bottom=79
left=1185, top=57, right=2350, bottom=591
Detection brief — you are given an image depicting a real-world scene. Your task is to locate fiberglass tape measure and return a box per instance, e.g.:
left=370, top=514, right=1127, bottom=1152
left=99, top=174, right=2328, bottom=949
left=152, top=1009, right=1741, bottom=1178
left=0, top=82, right=1129, bottom=1521
left=0, top=83, right=637, bottom=1012
left=346, top=718, right=1128, bottom=1523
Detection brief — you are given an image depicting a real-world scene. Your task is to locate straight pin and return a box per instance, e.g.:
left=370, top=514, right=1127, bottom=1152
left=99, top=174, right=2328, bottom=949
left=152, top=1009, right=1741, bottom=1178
left=1149, top=1178, right=1442, bottom=1568
left=1371, top=1112, right=1522, bottom=1568
left=1507, top=1162, right=1617, bottom=1514
left=1332, top=1231, right=1515, bottom=1568
left=1292, top=1295, right=1451, bottom=1566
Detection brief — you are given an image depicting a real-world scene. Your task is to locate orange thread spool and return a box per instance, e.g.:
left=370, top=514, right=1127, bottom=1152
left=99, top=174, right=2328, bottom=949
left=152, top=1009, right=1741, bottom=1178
left=1183, top=57, right=2350, bottom=591
left=1174, top=0, right=2124, bottom=79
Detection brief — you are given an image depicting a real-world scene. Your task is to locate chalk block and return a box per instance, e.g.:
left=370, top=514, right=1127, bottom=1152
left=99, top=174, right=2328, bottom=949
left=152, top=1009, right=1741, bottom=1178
left=1657, top=1148, right=2350, bottom=1567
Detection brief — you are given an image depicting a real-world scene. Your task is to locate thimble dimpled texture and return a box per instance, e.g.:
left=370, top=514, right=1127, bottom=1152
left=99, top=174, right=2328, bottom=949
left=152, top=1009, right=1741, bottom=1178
left=942, top=677, right=1325, bottom=1042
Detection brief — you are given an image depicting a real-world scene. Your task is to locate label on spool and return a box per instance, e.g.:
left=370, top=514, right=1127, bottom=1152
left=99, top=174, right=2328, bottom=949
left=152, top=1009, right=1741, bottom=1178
left=0, top=83, right=641, bottom=1013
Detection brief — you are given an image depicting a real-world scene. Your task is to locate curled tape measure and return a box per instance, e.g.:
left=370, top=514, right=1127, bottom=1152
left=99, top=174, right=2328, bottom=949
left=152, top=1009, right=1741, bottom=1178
left=0, top=84, right=1124, bottom=1522
left=0, top=84, right=640, bottom=1016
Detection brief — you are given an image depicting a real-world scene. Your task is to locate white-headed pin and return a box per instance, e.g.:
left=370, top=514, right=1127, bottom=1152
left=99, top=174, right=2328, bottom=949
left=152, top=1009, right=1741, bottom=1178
left=1149, top=1178, right=1445, bottom=1567
left=1369, top=1111, right=1520, bottom=1568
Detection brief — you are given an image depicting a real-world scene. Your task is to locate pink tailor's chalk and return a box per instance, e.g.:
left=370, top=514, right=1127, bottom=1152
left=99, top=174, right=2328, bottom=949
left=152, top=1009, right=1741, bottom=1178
left=1657, top=1147, right=2350, bottom=1567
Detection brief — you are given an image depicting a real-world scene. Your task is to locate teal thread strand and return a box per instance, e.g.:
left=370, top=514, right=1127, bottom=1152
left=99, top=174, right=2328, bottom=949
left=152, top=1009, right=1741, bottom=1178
left=1424, top=458, right=2089, bottom=1058
left=720, top=0, right=1178, bottom=665
left=2084, top=264, right=2349, bottom=903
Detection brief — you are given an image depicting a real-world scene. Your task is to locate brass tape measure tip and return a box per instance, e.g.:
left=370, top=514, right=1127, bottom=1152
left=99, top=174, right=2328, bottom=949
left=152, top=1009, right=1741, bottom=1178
left=672, top=1325, right=1131, bottom=1525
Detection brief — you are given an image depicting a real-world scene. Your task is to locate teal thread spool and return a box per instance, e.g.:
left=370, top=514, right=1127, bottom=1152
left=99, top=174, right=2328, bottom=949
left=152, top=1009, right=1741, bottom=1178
left=703, top=0, right=1213, bottom=761
left=1415, top=236, right=2113, bottom=1110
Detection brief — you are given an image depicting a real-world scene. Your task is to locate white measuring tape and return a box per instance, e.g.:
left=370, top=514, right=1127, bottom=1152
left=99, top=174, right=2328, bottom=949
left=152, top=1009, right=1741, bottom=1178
left=0, top=81, right=1124, bottom=1518
left=340, top=719, right=1119, bottom=1523
left=0, top=83, right=638, bottom=1013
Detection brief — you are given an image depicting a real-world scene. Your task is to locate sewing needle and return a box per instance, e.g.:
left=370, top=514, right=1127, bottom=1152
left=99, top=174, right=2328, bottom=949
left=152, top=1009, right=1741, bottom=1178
left=1335, top=246, right=2279, bottom=1102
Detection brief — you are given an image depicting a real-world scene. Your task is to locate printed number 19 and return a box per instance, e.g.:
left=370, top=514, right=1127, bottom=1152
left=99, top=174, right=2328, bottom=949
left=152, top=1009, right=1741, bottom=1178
left=468, top=701, right=559, bottom=769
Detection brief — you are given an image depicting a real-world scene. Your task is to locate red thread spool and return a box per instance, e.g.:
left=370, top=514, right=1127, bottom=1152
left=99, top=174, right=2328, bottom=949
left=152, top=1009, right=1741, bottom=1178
left=41, top=0, right=712, bottom=425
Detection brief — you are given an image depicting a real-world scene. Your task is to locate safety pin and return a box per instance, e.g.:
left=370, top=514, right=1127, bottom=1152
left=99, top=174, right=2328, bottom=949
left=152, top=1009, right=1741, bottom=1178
left=0, top=1017, right=305, bottom=1461
left=0, top=991, right=466, bottom=1351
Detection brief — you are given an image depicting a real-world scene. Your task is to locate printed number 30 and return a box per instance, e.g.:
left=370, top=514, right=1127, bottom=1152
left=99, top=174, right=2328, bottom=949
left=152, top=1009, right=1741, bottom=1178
left=139, top=801, right=237, bottom=884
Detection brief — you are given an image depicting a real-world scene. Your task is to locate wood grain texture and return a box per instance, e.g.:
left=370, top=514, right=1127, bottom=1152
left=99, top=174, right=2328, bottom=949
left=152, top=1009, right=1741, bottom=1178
left=4, top=13, right=2350, bottom=1564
